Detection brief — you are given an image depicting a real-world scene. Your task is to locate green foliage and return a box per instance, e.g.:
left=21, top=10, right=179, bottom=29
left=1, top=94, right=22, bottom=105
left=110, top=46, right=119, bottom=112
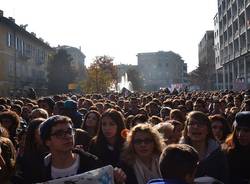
left=47, top=49, right=76, bottom=94
left=126, top=67, right=143, bottom=91
left=81, top=55, right=117, bottom=93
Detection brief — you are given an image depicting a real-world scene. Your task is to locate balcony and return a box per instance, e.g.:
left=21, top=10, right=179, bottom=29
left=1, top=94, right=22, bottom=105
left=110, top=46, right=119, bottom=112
left=224, top=55, right=229, bottom=63
left=241, top=47, right=247, bottom=54
left=240, top=25, right=246, bottom=34
left=228, top=18, right=232, bottom=25
left=234, top=30, right=239, bottom=38
left=232, top=14, right=237, bottom=21
left=235, top=51, right=240, bottom=57
left=225, top=40, right=228, bottom=46
left=229, top=35, right=233, bottom=43
left=229, top=53, right=234, bottom=60
left=238, top=6, right=245, bottom=15
left=247, top=0, right=250, bottom=7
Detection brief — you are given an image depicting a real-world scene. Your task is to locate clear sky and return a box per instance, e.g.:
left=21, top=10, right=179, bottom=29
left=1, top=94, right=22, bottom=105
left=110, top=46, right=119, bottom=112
left=1, top=0, right=218, bottom=72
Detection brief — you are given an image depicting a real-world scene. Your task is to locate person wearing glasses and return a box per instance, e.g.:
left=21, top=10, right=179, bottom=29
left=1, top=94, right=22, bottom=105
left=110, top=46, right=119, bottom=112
left=120, top=123, right=165, bottom=184
left=223, top=111, right=250, bottom=184
left=36, top=115, right=126, bottom=183
left=180, top=111, right=228, bottom=184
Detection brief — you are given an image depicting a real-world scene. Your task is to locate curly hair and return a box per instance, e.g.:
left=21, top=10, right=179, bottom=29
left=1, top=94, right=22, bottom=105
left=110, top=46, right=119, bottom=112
left=0, top=111, right=20, bottom=139
left=121, top=123, right=165, bottom=166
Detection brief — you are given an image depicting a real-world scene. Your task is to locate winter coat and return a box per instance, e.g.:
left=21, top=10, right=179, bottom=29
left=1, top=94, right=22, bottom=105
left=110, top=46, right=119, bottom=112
left=226, top=145, right=250, bottom=184
left=180, top=139, right=229, bottom=184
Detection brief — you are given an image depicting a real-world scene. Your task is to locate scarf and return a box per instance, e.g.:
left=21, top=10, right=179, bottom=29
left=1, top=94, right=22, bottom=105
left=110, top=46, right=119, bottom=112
left=133, top=155, right=161, bottom=184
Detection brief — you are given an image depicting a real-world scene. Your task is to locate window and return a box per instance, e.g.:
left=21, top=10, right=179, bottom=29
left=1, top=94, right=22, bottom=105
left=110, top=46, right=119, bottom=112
left=7, top=33, right=13, bottom=47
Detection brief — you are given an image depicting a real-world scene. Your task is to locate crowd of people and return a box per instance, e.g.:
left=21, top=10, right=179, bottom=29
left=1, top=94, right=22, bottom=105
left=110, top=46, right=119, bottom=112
left=0, top=89, right=249, bottom=184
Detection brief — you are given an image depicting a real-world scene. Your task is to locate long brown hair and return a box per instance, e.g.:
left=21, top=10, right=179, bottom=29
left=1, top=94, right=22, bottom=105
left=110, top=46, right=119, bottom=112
left=182, top=111, right=214, bottom=144
left=93, top=108, right=126, bottom=149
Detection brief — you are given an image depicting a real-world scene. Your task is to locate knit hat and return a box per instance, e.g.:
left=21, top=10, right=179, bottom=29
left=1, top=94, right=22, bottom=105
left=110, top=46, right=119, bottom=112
left=234, top=111, right=250, bottom=128
left=39, top=115, right=63, bottom=143
left=64, top=100, right=77, bottom=110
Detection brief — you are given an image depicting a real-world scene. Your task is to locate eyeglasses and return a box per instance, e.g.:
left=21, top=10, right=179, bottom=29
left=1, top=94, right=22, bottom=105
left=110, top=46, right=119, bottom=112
left=50, top=128, right=75, bottom=139
left=133, top=138, right=154, bottom=145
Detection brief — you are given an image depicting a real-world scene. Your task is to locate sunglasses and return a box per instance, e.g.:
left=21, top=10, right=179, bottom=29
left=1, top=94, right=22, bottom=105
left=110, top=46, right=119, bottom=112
left=50, top=128, right=75, bottom=139
left=133, top=138, right=154, bottom=145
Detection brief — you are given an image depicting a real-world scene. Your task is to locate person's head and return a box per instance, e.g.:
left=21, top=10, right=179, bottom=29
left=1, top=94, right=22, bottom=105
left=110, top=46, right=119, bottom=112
left=169, top=109, right=185, bottom=124
left=38, top=97, right=55, bottom=115
left=30, top=108, right=49, bottom=120
left=81, top=99, right=94, bottom=110
left=160, top=107, right=171, bottom=121
left=129, top=97, right=139, bottom=109
left=234, top=95, right=242, bottom=108
left=209, top=114, right=230, bottom=143
left=148, top=101, right=160, bottom=116
left=53, top=101, right=65, bottom=115
left=0, top=137, right=16, bottom=182
left=95, top=108, right=126, bottom=146
left=0, top=111, right=20, bottom=138
left=148, top=115, right=162, bottom=125
left=159, top=144, right=199, bottom=184
left=154, top=122, right=176, bottom=145
left=193, top=98, right=206, bottom=112
left=63, top=99, right=77, bottom=114
left=132, top=114, right=148, bottom=127
left=81, top=110, right=100, bottom=137
left=24, top=118, right=46, bottom=153
left=224, top=111, right=250, bottom=152
left=121, top=123, right=164, bottom=164
left=95, top=102, right=104, bottom=114
left=167, top=119, right=183, bottom=143
left=11, top=104, right=22, bottom=116
left=183, top=111, right=213, bottom=144
left=39, top=115, right=75, bottom=153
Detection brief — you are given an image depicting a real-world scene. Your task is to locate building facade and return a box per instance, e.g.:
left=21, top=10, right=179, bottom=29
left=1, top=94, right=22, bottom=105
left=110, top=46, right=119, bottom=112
left=216, top=0, right=250, bottom=90
left=0, top=10, right=54, bottom=96
left=198, top=30, right=216, bottom=90
left=137, top=51, right=187, bottom=91
left=55, top=45, right=86, bottom=81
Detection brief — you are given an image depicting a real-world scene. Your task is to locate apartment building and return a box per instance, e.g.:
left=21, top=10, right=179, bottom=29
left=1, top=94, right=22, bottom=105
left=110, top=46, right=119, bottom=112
left=55, top=45, right=87, bottom=81
left=217, top=0, right=250, bottom=90
left=137, top=51, right=187, bottom=91
left=198, top=30, right=216, bottom=90
left=0, top=10, right=54, bottom=96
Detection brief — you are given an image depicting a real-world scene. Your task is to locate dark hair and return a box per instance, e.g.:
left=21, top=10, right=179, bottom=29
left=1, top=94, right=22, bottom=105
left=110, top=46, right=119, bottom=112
left=93, top=108, right=126, bottom=149
left=24, top=118, right=45, bottom=153
left=183, top=111, right=214, bottom=142
left=39, top=115, right=72, bottom=144
left=209, top=114, right=231, bottom=141
left=0, top=111, right=20, bottom=139
left=159, top=144, right=199, bottom=180
left=81, top=110, right=100, bottom=136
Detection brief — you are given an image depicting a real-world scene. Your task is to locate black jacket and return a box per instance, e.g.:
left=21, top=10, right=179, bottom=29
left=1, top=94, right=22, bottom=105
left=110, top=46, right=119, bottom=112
left=226, top=146, right=250, bottom=184
left=42, top=149, right=100, bottom=182
left=89, top=141, right=122, bottom=167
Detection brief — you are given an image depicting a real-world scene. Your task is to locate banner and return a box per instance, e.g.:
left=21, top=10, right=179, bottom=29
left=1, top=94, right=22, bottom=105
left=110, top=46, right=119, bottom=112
left=38, top=165, right=114, bottom=184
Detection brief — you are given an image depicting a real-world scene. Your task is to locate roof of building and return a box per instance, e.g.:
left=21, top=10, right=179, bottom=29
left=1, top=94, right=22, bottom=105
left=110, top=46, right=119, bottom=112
left=0, top=16, right=53, bottom=50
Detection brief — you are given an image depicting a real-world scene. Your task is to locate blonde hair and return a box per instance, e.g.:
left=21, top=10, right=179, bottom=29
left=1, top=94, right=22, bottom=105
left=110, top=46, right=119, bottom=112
left=121, top=123, right=165, bottom=165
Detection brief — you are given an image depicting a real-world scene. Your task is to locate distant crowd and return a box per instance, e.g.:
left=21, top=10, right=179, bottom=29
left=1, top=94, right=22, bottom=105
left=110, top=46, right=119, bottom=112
left=0, top=89, right=250, bottom=184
